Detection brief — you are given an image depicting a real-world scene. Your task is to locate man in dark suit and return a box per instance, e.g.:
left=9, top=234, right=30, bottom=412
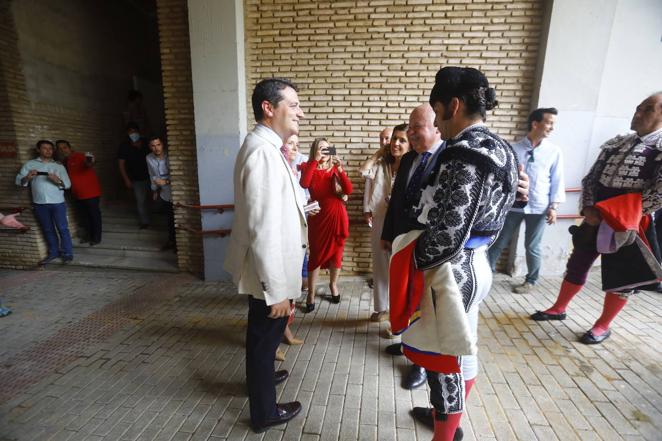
left=381, top=103, right=444, bottom=391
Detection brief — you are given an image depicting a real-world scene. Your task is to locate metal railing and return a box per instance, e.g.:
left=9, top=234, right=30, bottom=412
left=174, top=186, right=587, bottom=234
left=173, top=203, right=234, bottom=236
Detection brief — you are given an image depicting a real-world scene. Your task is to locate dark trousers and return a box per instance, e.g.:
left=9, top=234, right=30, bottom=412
left=76, top=196, right=102, bottom=243
left=246, top=296, right=287, bottom=426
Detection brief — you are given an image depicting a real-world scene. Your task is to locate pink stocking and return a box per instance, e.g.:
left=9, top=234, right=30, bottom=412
left=432, top=378, right=476, bottom=441
left=546, top=280, right=583, bottom=314
left=591, top=292, right=627, bottom=336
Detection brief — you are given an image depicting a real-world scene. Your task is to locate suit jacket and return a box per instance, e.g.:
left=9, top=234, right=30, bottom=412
left=224, top=125, right=307, bottom=305
left=381, top=150, right=418, bottom=243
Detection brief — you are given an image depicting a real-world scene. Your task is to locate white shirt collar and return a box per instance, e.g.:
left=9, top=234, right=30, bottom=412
left=640, top=128, right=662, bottom=148
left=254, top=123, right=285, bottom=148
left=427, top=140, right=443, bottom=155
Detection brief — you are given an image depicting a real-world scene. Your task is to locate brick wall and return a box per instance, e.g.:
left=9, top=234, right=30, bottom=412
left=244, top=0, right=545, bottom=274
left=155, top=0, right=204, bottom=276
left=0, top=0, right=45, bottom=268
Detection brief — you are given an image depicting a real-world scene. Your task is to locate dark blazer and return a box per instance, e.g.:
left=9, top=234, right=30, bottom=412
left=381, top=150, right=419, bottom=243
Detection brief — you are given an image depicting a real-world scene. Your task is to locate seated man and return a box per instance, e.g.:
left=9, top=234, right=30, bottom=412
left=16, top=140, right=73, bottom=265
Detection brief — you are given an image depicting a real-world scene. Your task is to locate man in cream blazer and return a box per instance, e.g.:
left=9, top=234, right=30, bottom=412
left=224, top=78, right=307, bottom=433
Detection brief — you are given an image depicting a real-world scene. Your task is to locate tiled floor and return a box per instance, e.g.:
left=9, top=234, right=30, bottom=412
left=0, top=267, right=660, bottom=440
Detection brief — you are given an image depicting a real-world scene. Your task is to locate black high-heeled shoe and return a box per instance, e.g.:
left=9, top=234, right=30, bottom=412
left=305, top=303, right=315, bottom=313
left=330, top=295, right=340, bottom=304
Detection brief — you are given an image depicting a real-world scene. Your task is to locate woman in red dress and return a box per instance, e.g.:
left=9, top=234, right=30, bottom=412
left=300, top=138, right=353, bottom=312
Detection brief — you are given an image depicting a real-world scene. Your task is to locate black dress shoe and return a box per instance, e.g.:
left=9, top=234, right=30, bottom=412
left=530, top=310, right=566, bottom=321
left=385, top=343, right=403, bottom=356
left=580, top=329, right=611, bottom=345
left=274, top=369, right=289, bottom=385
left=412, top=406, right=434, bottom=429
left=640, top=282, right=662, bottom=292
left=251, top=401, right=302, bottom=433
left=411, top=407, right=463, bottom=440
left=403, top=365, right=427, bottom=389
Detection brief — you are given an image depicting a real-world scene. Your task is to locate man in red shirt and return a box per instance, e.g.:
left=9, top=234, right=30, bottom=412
left=56, top=140, right=103, bottom=245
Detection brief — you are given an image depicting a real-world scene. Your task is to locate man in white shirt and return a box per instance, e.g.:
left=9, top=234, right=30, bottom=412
left=224, top=78, right=307, bottom=433
left=488, top=108, right=565, bottom=293
left=16, top=140, right=73, bottom=265
left=146, top=136, right=175, bottom=250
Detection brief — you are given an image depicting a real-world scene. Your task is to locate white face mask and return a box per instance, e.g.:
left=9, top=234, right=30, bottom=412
left=129, top=132, right=140, bottom=143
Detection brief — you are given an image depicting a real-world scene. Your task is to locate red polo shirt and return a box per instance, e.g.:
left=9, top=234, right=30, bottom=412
left=64, top=152, right=101, bottom=200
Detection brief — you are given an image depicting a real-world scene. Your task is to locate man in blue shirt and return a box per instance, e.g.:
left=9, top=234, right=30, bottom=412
left=16, top=140, right=73, bottom=265
left=488, top=108, right=565, bottom=293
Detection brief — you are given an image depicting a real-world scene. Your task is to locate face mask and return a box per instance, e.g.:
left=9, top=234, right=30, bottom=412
left=129, top=133, right=140, bottom=143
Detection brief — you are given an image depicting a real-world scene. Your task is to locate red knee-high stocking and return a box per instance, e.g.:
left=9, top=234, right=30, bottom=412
left=432, top=378, right=476, bottom=441
left=546, top=280, right=583, bottom=314
left=591, top=292, right=627, bottom=336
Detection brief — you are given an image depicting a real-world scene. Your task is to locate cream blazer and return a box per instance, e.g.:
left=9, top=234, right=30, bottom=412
left=224, top=125, right=308, bottom=305
left=363, top=159, right=392, bottom=219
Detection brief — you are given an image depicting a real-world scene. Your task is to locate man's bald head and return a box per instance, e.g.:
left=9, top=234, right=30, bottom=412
left=407, top=103, right=441, bottom=154
left=630, top=93, right=662, bottom=137
left=379, top=127, right=393, bottom=150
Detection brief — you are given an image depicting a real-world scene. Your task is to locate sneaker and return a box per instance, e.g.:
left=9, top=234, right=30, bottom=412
left=38, top=255, right=58, bottom=266
left=62, top=255, right=74, bottom=263
left=512, top=282, right=534, bottom=294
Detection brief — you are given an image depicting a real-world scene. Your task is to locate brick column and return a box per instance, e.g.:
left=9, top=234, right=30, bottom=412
left=156, top=0, right=204, bottom=276
left=0, top=0, right=47, bottom=268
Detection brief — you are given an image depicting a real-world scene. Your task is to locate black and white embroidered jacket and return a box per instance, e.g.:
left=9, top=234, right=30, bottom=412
left=414, top=124, right=519, bottom=270
left=580, top=129, right=662, bottom=215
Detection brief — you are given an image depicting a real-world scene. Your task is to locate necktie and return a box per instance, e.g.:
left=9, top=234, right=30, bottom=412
left=405, top=151, right=432, bottom=203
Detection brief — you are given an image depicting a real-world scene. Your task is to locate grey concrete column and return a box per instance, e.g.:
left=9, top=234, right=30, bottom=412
left=188, top=0, right=247, bottom=280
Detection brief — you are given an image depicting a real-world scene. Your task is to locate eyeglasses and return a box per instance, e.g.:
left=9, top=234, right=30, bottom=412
left=527, top=150, right=534, bottom=163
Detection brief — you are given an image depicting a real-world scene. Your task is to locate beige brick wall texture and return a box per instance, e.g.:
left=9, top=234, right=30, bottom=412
left=155, top=0, right=204, bottom=276
left=244, top=0, right=545, bottom=274
left=0, top=0, right=47, bottom=269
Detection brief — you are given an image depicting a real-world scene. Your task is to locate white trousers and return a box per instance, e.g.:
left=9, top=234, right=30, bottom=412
left=370, top=214, right=390, bottom=312
left=460, top=246, right=492, bottom=380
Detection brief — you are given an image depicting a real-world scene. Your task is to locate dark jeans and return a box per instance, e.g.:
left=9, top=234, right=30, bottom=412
left=76, top=196, right=102, bottom=243
left=487, top=211, right=547, bottom=283
left=246, top=296, right=287, bottom=426
left=132, top=180, right=150, bottom=225
left=33, top=202, right=73, bottom=258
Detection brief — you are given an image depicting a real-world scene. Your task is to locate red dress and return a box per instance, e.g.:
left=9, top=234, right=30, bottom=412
left=300, top=160, right=353, bottom=270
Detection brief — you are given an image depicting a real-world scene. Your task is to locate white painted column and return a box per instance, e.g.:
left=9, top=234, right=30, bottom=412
left=508, top=0, right=662, bottom=279
left=188, top=0, right=247, bottom=280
